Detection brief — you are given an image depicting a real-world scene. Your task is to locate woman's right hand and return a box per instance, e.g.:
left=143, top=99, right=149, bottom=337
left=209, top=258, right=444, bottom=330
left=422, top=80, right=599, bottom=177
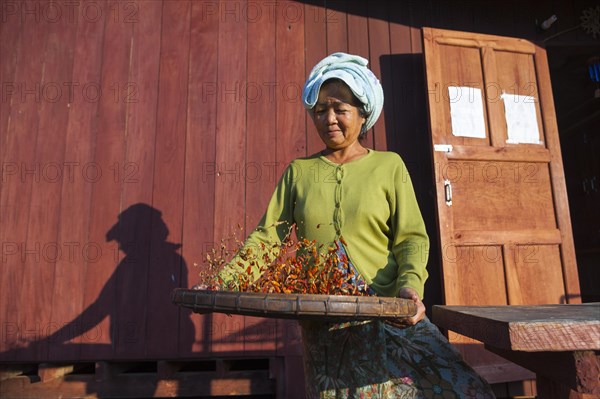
left=399, top=287, right=426, bottom=325
left=385, top=287, right=426, bottom=329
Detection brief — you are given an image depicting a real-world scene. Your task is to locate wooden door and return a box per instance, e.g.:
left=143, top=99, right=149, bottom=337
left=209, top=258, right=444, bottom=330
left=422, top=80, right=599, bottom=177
left=422, top=27, right=581, bottom=383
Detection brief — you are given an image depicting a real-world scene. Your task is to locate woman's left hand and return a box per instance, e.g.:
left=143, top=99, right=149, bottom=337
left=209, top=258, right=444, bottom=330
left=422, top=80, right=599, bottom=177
left=385, top=287, right=426, bottom=329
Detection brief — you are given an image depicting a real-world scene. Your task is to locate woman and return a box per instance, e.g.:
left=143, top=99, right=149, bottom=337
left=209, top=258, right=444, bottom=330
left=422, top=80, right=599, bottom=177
left=217, top=53, right=494, bottom=398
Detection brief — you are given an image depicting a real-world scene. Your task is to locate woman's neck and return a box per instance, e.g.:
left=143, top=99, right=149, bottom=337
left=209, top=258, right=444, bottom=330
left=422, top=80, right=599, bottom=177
left=322, top=142, right=369, bottom=165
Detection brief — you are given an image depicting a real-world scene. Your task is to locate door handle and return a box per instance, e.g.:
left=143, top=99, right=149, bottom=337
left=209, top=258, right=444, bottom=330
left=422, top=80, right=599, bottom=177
left=444, top=179, right=453, bottom=206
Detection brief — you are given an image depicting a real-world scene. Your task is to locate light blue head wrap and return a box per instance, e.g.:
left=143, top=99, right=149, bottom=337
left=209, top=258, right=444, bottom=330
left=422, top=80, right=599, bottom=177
left=302, top=52, right=384, bottom=132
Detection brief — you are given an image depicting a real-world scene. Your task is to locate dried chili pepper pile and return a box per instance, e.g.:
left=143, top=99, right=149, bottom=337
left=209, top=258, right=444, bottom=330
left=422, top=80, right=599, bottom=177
left=198, top=227, right=372, bottom=296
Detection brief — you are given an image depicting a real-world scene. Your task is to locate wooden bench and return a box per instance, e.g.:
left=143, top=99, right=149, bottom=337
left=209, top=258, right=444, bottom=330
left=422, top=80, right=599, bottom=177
left=433, top=303, right=600, bottom=398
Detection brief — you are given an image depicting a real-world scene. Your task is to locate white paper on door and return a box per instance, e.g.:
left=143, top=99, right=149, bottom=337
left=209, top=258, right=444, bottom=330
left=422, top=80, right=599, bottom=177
left=447, top=86, right=487, bottom=139
left=502, top=93, right=541, bottom=144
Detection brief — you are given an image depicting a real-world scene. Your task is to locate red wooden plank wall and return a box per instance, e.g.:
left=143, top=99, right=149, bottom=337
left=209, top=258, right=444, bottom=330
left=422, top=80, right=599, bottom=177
left=0, top=0, right=586, bottom=366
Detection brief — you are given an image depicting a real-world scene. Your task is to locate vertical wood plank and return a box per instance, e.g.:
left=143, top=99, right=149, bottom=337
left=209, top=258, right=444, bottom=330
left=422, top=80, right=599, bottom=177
left=367, top=1, right=391, bottom=151
left=275, top=0, right=305, bottom=358
left=388, top=1, right=414, bottom=155
left=326, top=0, right=347, bottom=53
left=48, top=0, right=106, bottom=361
left=304, top=1, right=327, bottom=156
left=244, top=0, right=278, bottom=353
left=346, top=2, right=369, bottom=54
left=18, top=3, right=78, bottom=361
left=0, top=0, right=49, bottom=360
left=480, top=47, right=507, bottom=148
left=0, top=0, right=25, bottom=359
left=81, top=0, right=133, bottom=360
left=211, top=0, right=248, bottom=354
left=0, top=0, right=22, bottom=163
left=245, top=0, right=277, bottom=240
left=145, top=0, right=190, bottom=359
left=502, top=244, right=523, bottom=305
left=347, top=0, right=373, bottom=150
left=276, top=0, right=306, bottom=166
left=212, top=0, right=247, bottom=260
left=182, top=0, right=218, bottom=356
left=112, top=0, right=162, bottom=359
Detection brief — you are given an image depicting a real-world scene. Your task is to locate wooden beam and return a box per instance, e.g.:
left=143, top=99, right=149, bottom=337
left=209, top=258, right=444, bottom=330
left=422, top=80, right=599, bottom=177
left=0, top=364, right=37, bottom=381
left=38, top=363, right=75, bottom=383
left=445, top=145, right=551, bottom=163
left=471, top=361, right=535, bottom=385
left=449, top=229, right=562, bottom=246
left=269, top=356, right=285, bottom=398
left=487, top=347, right=600, bottom=398
left=0, top=370, right=275, bottom=398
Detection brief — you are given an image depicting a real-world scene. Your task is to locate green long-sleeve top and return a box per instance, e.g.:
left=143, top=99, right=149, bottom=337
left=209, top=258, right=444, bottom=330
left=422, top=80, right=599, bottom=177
left=218, top=149, right=430, bottom=298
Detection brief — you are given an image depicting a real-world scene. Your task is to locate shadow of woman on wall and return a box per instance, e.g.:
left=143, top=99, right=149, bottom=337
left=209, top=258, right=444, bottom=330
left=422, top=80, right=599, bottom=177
left=4, top=204, right=195, bottom=396
left=99, top=203, right=195, bottom=359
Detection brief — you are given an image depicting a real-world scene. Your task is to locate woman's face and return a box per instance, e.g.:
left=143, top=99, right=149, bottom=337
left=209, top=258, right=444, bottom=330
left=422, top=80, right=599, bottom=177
left=311, top=81, right=366, bottom=151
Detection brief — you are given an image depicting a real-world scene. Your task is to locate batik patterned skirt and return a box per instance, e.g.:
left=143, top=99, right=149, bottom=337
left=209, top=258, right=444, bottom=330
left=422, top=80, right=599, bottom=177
left=301, top=318, right=495, bottom=398
left=300, top=245, right=495, bottom=398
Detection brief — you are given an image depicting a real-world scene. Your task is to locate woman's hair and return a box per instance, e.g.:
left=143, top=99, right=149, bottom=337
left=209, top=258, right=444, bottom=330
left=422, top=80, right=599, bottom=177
left=317, top=78, right=372, bottom=140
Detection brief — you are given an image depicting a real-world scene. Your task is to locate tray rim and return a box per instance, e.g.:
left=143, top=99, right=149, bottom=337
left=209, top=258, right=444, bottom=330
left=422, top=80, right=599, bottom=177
left=171, top=288, right=417, bottom=321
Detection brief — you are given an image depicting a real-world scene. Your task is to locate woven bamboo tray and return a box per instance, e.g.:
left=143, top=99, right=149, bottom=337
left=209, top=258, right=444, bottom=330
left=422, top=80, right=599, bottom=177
left=171, top=288, right=417, bottom=321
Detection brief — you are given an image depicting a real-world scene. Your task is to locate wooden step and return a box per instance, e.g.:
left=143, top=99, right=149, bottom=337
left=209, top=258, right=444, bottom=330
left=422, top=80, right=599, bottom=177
left=0, top=358, right=279, bottom=398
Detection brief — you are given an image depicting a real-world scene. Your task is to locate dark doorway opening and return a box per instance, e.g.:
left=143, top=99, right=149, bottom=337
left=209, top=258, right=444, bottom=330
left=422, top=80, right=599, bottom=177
left=548, top=44, right=600, bottom=303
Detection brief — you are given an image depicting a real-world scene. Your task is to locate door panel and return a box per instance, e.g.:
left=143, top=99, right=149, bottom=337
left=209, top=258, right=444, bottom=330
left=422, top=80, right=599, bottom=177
left=447, top=160, right=556, bottom=230
left=505, top=244, right=566, bottom=304
left=448, top=245, right=508, bottom=305
left=437, top=43, right=491, bottom=147
left=422, top=27, right=580, bottom=383
left=494, top=50, right=546, bottom=146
